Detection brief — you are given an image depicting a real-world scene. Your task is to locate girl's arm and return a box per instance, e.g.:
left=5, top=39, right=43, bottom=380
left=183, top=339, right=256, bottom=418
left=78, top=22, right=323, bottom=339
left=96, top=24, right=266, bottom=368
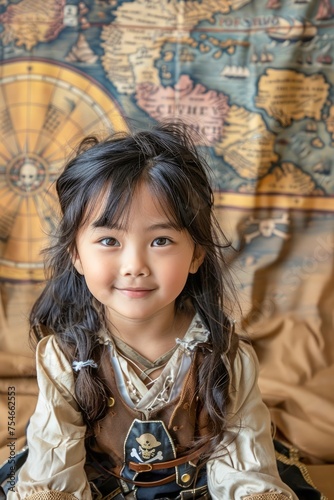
left=207, top=341, right=298, bottom=500
left=7, top=336, right=91, bottom=500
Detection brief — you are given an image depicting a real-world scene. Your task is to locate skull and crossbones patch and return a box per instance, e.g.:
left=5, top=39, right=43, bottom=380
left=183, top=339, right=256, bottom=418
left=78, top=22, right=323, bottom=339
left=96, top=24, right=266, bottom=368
left=122, top=419, right=176, bottom=484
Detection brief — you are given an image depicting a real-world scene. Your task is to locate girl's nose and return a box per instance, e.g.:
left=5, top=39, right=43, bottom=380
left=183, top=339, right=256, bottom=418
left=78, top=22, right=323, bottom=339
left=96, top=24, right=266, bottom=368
left=120, top=247, right=150, bottom=277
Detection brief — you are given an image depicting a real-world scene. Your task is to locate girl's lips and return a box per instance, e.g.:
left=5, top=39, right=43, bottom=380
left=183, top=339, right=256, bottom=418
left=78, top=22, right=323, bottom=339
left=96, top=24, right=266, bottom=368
left=115, top=288, right=154, bottom=298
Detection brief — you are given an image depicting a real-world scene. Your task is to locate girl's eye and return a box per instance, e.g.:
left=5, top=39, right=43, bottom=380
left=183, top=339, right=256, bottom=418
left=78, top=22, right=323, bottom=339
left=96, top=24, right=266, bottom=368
left=152, top=237, right=172, bottom=247
left=100, top=237, right=120, bottom=247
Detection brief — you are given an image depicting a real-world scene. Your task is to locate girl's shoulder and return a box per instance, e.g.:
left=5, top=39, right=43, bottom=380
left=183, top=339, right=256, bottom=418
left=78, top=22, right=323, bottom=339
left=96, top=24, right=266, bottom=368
left=36, top=334, right=69, bottom=366
left=35, top=335, right=77, bottom=404
left=226, top=337, right=262, bottom=413
left=229, top=337, right=259, bottom=387
left=236, top=337, right=258, bottom=365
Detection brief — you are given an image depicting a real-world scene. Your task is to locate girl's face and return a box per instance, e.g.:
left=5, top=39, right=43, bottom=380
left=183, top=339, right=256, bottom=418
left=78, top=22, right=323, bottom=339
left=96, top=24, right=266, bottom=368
left=72, top=183, right=204, bottom=329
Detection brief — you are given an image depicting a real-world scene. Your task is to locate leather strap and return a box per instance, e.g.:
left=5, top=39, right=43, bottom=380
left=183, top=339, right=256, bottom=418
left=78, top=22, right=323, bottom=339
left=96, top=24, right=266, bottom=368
left=129, top=442, right=208, bottom=473
left=87, top=453, right=178, bottom=488
left=100, top=442, right=208, bottom=488
left=109, top=469, right=177, bottom=487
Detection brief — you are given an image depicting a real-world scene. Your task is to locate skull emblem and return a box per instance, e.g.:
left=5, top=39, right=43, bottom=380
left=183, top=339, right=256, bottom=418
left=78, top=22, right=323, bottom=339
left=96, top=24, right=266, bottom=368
left=18, top=163, right=38, bottom=190
left=136, top=433, right=161, bottom=460
left=259, top=219, right=275, bottom=238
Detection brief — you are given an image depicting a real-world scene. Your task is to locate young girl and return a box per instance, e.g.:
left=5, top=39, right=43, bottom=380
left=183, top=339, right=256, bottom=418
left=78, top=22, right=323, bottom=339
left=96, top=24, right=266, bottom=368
left=9, top=123, right=297, bottom=499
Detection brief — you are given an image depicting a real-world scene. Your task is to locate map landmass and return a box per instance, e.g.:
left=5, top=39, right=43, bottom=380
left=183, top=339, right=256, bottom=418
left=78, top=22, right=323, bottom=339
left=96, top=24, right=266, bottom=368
left=101, top=0, right=252, bottom=93
left=257, top=163, right=323, bottom=195
left=256, top=69, right=329, bottom=127
left=0, top=0, right=66, bottom=51
left=326, top=105, right=334, bottom=145
left=135, top=74, right=229, bottom=145
left=215, top=105, right=278, bottom=180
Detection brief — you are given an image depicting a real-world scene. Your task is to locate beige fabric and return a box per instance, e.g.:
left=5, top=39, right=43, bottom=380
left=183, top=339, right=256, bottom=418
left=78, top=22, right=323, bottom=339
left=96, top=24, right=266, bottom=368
left=0, top=282, right=39, bottom=463
left=8, top=324, right=297, bottom=500
left=307, top=464, right=334, bottom=500
left=217, top=209, right=334, bottom=464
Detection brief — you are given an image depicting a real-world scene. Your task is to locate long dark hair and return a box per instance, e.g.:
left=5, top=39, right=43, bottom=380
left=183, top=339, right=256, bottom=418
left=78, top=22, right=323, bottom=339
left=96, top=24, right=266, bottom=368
left=30, top=122, right=237, bottom=451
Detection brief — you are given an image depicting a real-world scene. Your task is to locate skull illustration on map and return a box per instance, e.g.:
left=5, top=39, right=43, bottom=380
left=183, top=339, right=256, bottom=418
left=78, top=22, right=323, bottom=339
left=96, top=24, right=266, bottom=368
left=17, top=162, right=39, bottom=190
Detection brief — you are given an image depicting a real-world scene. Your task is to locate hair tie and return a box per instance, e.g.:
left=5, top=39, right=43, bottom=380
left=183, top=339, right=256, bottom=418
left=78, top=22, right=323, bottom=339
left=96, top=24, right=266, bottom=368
left=72, top=360, right=98, bottom=372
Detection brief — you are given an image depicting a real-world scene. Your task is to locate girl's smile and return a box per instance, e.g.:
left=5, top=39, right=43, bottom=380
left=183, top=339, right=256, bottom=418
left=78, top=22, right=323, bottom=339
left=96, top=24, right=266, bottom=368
left=72, top=182, right=204, bottom=337
left=114, top=287, right=155, bottom=299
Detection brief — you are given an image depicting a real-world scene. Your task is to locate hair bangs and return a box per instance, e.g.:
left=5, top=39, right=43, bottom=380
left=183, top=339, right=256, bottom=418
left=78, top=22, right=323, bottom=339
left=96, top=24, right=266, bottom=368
left=85, top=181, right=135, bottom=232
left=145, top=159, right=202, bottom=235
left=147, top=182, right=185, bottom=231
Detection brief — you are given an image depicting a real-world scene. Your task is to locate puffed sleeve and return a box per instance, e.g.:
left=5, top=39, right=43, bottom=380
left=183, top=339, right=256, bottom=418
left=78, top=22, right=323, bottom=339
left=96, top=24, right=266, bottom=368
left=207, top=341, right=298, bottom=500
left=7, top=336, right=92, bottom=500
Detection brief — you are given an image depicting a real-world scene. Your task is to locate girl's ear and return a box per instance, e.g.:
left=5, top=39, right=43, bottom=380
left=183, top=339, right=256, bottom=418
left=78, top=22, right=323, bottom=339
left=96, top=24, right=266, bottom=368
left=189, top=245, right=205, bottom=274
left=70, top=248, right=84, bottom=275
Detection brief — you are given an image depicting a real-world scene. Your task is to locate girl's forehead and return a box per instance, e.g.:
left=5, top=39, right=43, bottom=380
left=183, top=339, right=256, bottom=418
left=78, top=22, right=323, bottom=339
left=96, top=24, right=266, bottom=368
left=83, top=182, right=178, bottom=229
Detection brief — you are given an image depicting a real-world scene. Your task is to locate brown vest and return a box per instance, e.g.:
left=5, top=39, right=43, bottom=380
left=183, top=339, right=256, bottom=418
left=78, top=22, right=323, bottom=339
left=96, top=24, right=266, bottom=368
left=89, top=347, right=211, bottom=476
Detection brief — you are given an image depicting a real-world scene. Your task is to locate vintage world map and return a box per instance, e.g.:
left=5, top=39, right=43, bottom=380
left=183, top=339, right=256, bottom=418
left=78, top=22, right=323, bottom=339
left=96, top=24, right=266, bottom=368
left=0, top=0, right=333, bottom=282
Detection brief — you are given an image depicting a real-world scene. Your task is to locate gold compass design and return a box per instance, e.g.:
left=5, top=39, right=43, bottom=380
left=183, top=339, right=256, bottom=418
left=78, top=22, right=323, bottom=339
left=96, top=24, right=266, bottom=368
left=0, top=59, right=128, bottom=281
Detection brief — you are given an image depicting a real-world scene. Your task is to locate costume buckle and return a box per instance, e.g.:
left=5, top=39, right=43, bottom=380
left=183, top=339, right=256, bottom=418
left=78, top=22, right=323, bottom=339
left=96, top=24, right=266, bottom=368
left=134, top=463, right=153, bottom=472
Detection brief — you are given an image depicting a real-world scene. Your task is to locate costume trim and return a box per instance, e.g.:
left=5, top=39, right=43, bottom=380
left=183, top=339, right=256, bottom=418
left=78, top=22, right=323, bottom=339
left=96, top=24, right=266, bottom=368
left=274, top=441, right=328, bottom=500
left=24, top=492, right=77, bottom=500
left=242, top=494, right=292, bottom=500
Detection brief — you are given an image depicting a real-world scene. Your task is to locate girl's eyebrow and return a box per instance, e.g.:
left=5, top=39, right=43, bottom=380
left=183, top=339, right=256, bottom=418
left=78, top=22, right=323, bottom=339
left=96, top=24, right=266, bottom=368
left=147, top=223, right=180, bottom=231
left=91, top=220, right=120, bottom=229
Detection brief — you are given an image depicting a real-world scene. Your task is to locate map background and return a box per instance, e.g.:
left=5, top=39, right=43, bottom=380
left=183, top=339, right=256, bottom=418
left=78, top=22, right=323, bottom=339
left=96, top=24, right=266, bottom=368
left=0, top=0, right=333, bottom=474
